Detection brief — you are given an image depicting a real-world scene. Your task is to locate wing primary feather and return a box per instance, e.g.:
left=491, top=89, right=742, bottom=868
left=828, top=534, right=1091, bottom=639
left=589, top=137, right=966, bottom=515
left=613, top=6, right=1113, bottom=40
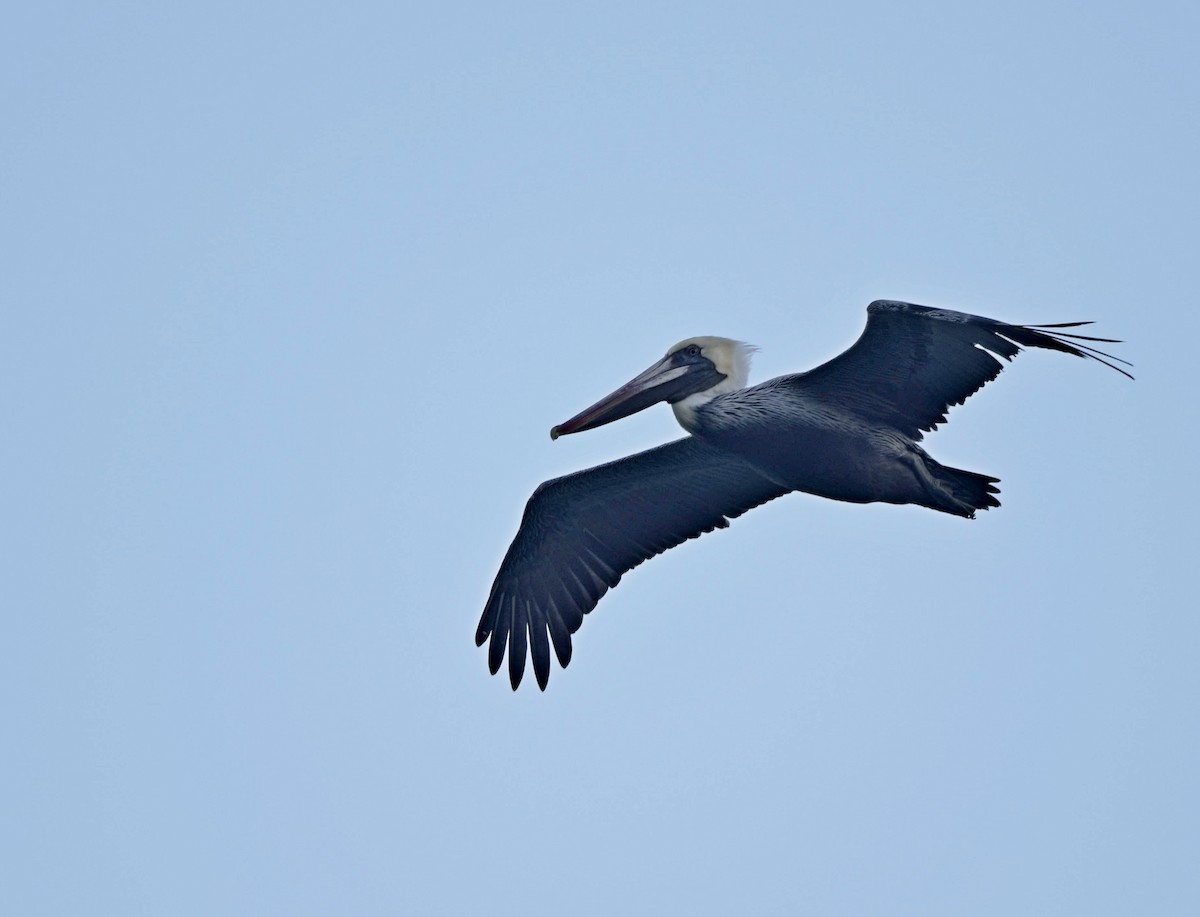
left=487, top=595, right=510, bottom=675
left=508, top=601, right=528, bottom=690
left=544, top=596, right=574, bottom=668
left=563, top=564, right=600, bottom=612
left=527, top=600, right=552, bottom=691
left=996, top=323, right=1134, bottom=378
left=548, top=575, right=585, bottom=632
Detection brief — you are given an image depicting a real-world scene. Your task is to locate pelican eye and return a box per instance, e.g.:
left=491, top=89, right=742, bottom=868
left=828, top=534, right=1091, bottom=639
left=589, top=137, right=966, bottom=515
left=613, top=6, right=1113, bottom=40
left=684, top=344, right=701, bottom=357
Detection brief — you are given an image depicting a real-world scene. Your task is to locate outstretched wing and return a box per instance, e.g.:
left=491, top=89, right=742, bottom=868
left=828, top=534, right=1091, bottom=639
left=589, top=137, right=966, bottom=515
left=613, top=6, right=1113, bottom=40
left=476, top=436, right=789, bottom=690
left=790, top=300, right=1131, bottom=440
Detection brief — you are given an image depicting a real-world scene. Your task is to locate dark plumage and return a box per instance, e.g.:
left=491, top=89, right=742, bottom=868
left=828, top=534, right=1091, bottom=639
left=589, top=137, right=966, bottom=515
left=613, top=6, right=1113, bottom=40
left=477, top=300, right=1131, bottom=690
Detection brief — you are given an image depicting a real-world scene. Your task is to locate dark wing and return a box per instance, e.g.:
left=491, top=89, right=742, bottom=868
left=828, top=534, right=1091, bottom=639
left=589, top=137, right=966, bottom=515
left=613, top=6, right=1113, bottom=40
left=476, top=436, right=789, bottom=691
left=789, top=300, right=1132, bottom=440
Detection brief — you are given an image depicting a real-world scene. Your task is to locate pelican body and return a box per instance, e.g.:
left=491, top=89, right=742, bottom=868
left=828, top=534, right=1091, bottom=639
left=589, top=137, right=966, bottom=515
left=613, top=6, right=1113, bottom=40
left=477, top=301, right=1130, bottom=690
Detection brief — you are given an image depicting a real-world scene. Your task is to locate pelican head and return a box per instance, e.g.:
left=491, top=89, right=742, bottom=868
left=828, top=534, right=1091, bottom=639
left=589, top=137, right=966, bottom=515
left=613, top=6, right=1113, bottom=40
left=550, top=336, right=755, bottom=439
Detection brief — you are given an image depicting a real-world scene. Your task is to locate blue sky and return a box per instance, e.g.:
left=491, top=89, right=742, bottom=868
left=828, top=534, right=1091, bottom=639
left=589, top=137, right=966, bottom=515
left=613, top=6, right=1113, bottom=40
left=4, top=2, right=1197, bottom=914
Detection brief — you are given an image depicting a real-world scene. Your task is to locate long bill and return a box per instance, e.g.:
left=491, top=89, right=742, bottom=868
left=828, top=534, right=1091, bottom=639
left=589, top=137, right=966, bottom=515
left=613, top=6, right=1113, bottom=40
left=550, top=356, right=710, bottom=439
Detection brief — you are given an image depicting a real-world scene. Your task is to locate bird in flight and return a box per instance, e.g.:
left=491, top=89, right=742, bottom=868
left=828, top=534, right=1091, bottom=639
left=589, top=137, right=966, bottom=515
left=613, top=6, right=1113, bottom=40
left=476, top=300, right=1131, bottom=690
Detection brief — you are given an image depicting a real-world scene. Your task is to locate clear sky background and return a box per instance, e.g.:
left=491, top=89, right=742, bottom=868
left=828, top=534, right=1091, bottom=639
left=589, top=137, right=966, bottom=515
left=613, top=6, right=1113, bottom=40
left=5, top=2, right=1198, bottom=914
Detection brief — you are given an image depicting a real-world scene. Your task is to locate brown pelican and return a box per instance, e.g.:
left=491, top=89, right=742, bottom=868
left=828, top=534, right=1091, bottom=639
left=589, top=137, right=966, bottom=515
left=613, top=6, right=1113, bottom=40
left=476, top=300, right=1130, bottom=690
